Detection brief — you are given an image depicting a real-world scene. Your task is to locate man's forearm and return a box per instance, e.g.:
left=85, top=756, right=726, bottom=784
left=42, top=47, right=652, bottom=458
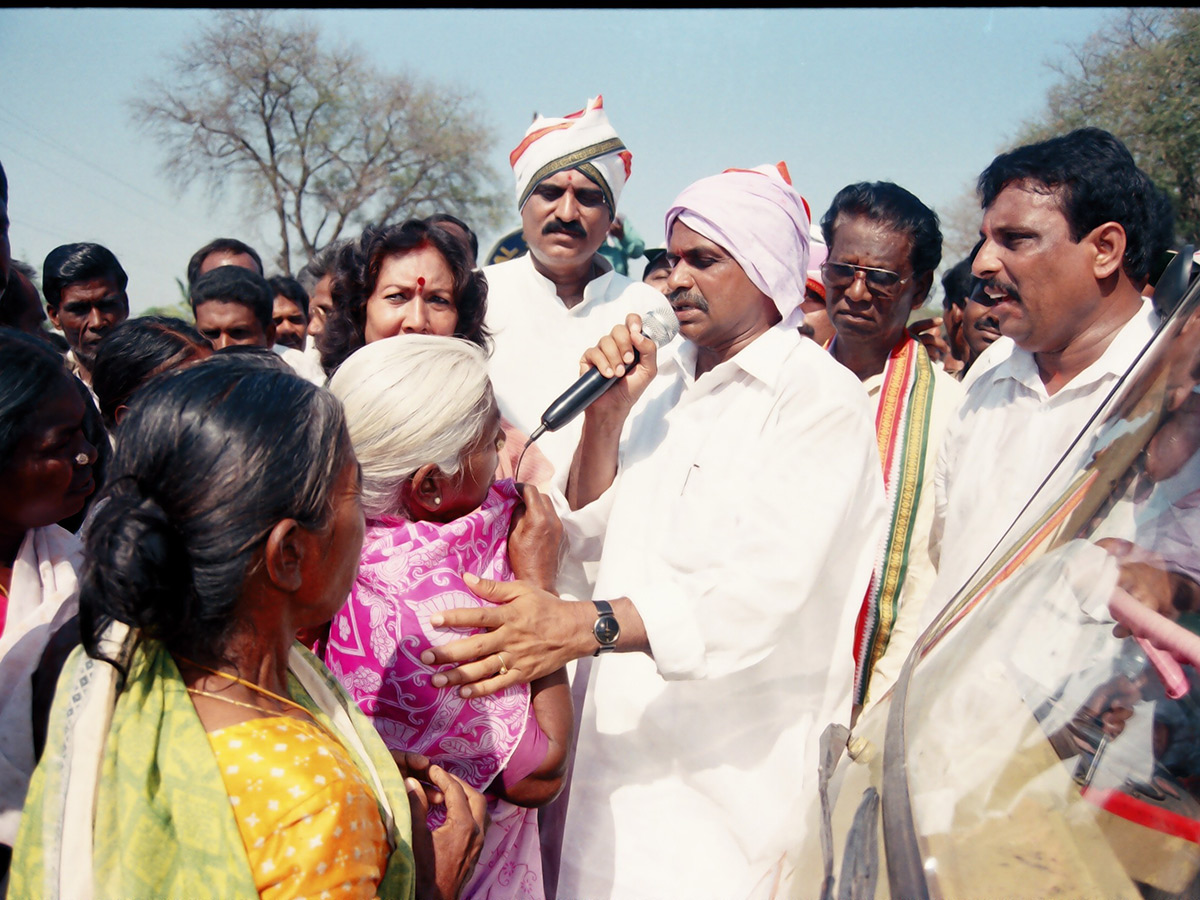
left=566, top=409, right=625, bottom=510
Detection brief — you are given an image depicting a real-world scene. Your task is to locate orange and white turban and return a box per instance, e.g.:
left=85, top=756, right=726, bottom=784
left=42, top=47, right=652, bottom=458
left=666, top=163, right=813, bottom=328
left=510, top=95, right=633, bottom=214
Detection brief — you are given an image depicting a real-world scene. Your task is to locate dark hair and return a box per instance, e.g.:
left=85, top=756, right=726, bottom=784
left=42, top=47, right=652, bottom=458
left=0, top=158, right=7, bottom=206
left=321, top=219, right=489, bottom=373
left=80, top=353, right=350, bottom=666
left=42, top=243, right=128, bottom=310
left=0, top=328, right=72, bottom=472
left=821, top=182, right=943, bottom=278
left=1145, top=188, right=1179, bottom=292
left=11, top=259, right=37, bottom=284
left=0, top=261, right=43, bottom=330
left=91, top=316, right=211, bottom=431
left=267, top=274, right=310, bottom=318
left=643, top=248, right=671, bottom=279
left=190, top=265, right=274, bottom=332
left=940, top=242, right=983, bottom=312
left=978, top=127, right=1174, bottom=285
left=186, top=238, right=265, bottom=286
left=425, top=213, right=480, bottom=262
left=297, top=240, right=349, bottom=296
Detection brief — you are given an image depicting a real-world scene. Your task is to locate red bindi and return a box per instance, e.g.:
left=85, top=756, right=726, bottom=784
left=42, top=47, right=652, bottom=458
left=417, top=276, right=425, bottom=288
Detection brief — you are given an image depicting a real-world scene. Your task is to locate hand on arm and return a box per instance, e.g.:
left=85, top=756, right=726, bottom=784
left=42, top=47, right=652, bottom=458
left=566, top=314, right=658, bottom=511
left=506, top=483, right=563, bottom=592
left=420, top=575, right=649, bottom=698
left=405, top=762, right=489, bottom=900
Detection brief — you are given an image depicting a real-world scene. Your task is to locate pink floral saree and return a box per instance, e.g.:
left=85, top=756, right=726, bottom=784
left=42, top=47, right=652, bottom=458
left=324, top=479, right=544, bottom=899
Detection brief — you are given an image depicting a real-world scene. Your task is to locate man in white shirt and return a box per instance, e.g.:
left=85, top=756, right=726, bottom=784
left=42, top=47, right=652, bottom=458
left=483, top=95, right=664, bottom=480
left=426, top=164, right=886, bottom=899
left=928, top=127, right=1174, bottom=625
left=820, top=181, right=965, bottom=712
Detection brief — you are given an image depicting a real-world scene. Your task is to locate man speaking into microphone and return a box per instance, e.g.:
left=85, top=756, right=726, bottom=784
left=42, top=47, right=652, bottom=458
left=426, top=164, right=887, bottom=899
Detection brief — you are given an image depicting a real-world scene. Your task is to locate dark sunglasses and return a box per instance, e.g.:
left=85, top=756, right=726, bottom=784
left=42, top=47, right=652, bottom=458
left=820, top=261, right=912, bottom=295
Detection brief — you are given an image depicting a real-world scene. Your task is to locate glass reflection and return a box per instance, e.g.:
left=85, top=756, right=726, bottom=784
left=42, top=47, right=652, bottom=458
left=895, top=269, right=1200, bottom=899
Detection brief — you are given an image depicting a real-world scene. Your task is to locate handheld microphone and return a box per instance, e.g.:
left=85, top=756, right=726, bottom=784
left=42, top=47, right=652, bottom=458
left=528, top=299, right=680, bottom=442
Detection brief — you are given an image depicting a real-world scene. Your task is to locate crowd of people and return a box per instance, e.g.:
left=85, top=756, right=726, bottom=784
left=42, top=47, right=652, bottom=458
left=0, top=90, right=1185, bottom=899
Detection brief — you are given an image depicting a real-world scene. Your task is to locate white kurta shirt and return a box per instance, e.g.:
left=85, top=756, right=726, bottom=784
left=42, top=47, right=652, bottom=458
left=556, top=325, right=886, bottom=900
left=858, top=356, right=964, bottom=710
left=926, top=299, right=1159, bottom=628
left=482, top=253, right=663, bottom=481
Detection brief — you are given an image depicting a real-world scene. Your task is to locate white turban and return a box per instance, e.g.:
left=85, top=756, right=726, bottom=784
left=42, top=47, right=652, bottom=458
left=510, top=95, right=632, bottom=214
left=664, top=163, right=812, bottom=328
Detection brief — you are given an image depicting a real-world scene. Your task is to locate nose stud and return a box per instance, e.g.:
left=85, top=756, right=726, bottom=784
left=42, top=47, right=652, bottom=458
left=74, top=452, right=91, bottom=466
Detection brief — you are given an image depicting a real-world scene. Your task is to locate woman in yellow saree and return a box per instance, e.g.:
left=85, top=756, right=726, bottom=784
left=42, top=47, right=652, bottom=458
left=10, top=352, right=484, bottom=899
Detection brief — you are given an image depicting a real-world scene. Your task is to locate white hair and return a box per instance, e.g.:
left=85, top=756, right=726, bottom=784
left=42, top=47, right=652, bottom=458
left=328, top=334, right=495, bottom=518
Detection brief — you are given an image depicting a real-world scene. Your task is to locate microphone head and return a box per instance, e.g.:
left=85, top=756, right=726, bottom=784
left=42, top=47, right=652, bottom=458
left=641, top=298, right=680, bottom=348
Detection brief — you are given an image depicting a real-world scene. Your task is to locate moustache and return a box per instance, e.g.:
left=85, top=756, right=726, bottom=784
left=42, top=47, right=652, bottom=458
left=975, top=314, right=1001, bottom=333
left=668, top=288, right=709, bottom=313
left=542, top=220, right=588, bottom=238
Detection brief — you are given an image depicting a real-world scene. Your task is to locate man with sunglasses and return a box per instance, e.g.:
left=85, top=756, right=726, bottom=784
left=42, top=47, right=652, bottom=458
left=927, top=128, right=1173, bottom=628
left=820, top=182, right=965, bottom=714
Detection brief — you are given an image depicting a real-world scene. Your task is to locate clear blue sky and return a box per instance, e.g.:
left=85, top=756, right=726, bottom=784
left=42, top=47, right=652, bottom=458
left=1, top=7, right=1118, bottom=314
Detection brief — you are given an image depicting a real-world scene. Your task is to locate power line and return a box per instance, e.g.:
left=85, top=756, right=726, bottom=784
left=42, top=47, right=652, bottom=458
left=0, top=139, right=187, bottom=235
left=0, top=102, right=195, bottom=225
left=9, top=207, right=184, bottom=285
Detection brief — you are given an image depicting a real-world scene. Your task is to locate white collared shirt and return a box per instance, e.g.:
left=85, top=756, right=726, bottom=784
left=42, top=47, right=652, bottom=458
left=482, top=253, right=664, bottom=481
left=557, top=325, right=886, bottom=900
left=927, top=299, right=1160, bottom=626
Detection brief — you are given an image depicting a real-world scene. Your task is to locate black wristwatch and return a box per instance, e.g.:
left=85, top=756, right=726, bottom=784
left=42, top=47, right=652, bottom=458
left=592, top=599, right=620, bottom=655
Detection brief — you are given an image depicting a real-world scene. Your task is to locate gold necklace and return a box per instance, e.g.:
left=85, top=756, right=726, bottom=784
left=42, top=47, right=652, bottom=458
left=177, top=656, right=313, bottom=718
left=186, top=687, right=302, bottom=717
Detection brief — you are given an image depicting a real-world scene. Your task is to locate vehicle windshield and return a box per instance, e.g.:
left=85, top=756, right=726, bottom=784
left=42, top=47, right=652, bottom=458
left=895, top=257, right=1200, bottom=899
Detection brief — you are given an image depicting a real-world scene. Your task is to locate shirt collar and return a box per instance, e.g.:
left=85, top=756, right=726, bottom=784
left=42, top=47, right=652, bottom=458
left=662, top=322, right=798, bottom=391
left=1001, top=298, right=1159, bottom=398
left=522, top=252, right=615, bottom=315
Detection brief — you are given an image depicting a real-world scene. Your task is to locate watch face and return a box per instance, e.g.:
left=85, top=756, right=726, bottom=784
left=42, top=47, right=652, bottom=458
left=595, top=614, right=620, bottom=645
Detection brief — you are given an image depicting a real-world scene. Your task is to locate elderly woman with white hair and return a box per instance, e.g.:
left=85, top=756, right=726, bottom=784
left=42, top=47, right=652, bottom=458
left=322, top=334, right=571, bottom=900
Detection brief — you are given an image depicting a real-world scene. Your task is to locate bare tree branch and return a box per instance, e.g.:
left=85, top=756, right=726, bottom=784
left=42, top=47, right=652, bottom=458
left=130, top=9, right=505, bottom=273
